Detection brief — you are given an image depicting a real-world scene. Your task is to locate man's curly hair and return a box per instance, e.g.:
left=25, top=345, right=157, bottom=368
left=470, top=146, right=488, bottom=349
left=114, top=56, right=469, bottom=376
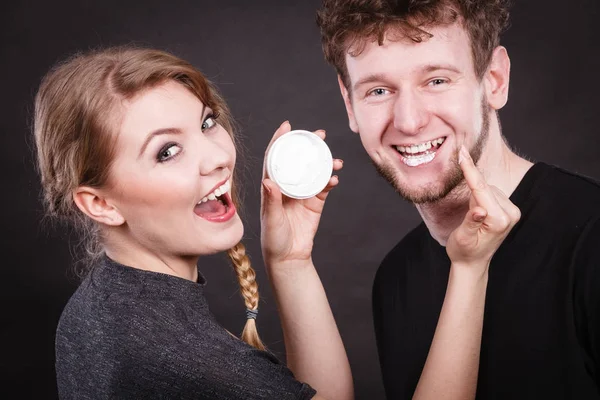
left=316, top=0, right=512, bottom=89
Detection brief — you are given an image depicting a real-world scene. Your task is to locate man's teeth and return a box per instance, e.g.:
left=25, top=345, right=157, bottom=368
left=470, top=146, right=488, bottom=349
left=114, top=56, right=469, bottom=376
left=396, top=137, right=445, bottom=154
left=198, top=180, right=231, bottom=204
left=403, top=152, right=436, bottom=167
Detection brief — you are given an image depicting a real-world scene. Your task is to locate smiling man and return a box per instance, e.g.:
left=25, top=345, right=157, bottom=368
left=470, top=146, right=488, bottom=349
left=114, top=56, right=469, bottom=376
left=317, top=1, right=600, bottom=398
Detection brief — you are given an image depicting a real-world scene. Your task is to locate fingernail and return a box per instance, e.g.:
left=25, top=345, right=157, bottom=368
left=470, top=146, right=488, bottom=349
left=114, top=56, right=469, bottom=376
left=262, top=180, right=271, bottom=194
left=283, top=120, right=291, bottom=130
left=338, top=159, right=344, bottom=164
left=332, top=175, right=338, bottom=180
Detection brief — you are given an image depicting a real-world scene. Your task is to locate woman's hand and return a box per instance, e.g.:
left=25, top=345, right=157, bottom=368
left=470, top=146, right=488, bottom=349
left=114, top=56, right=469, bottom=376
left=446, top=146, right=521, bottom=271
left=259, top=122, right=353, bottom=399
left=260, top=121, right=343, bottom=267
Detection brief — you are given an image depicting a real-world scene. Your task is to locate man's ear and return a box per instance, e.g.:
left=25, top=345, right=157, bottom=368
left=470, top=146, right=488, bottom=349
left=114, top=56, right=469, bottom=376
left=338, top=75, right=359, bottom=133
left=73, top=187, right=125, bottom=226
left=484, top=46, right=511, bottom=110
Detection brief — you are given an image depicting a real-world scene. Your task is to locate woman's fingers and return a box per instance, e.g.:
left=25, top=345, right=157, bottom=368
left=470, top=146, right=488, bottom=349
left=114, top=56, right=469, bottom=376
left=333, top=158, right=343, bottom=171
left=313, top=129, right=326, bottom=140
left=262, top=121, right=292, bottom=179
left=315, top=175, right=339, bottom=201
left=314, top=157, right=342, bottom=202
left=260, top=178, right=284, bottom=219
left=269, top=120, right=292, bottom=147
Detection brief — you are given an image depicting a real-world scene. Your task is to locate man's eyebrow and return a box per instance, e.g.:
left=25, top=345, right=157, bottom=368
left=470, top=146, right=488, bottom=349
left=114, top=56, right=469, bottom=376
left=352, top=64, right=461, bottom=92
left=138, top=127, right=182, bottom=159
left=352, top=73, right=389, bottom=92
left=420, top=64, right=462, bottom=74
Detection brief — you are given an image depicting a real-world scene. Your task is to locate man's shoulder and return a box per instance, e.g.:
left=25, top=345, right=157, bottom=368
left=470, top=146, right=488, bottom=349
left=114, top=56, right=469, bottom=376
left=519, top=163, right=600, bottom=219
left=536, top=163, right=600, bottom=202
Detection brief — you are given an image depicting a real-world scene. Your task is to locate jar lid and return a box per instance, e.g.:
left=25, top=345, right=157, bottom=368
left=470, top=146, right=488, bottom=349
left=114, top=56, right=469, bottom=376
left=266, top=130, right=333, bottom=199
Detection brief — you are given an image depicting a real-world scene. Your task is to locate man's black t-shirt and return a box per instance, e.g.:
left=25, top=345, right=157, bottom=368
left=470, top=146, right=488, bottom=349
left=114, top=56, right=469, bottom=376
left=373, top=163, right=600, bottom=399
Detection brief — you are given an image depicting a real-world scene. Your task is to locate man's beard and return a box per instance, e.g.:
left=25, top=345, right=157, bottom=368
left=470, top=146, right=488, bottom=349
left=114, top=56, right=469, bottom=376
left=373, top=96, right=491, bottom=204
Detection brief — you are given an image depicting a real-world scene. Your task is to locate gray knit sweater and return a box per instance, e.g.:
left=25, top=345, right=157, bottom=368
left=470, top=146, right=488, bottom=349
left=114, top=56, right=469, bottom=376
left=55, top=255, right=316, bottom=399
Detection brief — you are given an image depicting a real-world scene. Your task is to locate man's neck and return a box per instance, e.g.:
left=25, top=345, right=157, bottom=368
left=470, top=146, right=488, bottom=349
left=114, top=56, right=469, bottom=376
left=416, top=133, right=533, bottom=246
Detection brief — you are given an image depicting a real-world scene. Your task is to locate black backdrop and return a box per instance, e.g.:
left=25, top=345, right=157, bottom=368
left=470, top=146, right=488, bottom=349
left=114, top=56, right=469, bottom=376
left=2, top=0, right=599, bottom=398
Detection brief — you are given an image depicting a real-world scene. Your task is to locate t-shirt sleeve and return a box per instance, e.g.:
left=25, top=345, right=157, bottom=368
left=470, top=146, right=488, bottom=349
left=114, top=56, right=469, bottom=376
left=573, top=216, right=600, bottom=390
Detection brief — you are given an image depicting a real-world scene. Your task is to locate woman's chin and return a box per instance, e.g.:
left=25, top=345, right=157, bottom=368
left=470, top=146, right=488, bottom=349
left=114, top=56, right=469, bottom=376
left=203, top=216, right=245, bottom=254
left=225, top=218, right=245, bottom=249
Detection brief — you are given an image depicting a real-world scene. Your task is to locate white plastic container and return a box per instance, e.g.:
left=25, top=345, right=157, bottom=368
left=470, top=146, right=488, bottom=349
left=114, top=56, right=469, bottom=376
left=266, top=130, right=333, bottom=199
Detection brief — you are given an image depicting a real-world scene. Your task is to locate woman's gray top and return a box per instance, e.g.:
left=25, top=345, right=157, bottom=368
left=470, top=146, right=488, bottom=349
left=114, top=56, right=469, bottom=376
left=55, top=255, right=316, bottom=399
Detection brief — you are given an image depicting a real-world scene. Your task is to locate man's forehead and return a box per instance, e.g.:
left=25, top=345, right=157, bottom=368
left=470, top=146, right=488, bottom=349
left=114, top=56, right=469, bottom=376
left=345, top=22, right=469, bottom=57
left=344, top=23, right=473, bottom=79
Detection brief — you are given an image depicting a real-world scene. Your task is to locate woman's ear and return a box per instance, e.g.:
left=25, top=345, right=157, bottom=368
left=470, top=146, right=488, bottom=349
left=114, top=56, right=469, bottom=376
left=73, top=187, right=125, bottom=226
left=484, top=46, right=511, bottom=110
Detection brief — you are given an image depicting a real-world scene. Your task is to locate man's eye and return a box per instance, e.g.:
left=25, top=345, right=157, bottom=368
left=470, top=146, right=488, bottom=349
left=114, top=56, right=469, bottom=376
left=368, top=88, right=389, bottom=96
left=429, top=78, right=448, bottom=87
left=157, top=143, right=182, bottom=162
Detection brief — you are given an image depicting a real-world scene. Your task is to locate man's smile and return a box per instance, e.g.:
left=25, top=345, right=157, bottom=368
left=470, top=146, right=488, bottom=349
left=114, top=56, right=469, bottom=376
left=394, top=136, right=447, bottom=167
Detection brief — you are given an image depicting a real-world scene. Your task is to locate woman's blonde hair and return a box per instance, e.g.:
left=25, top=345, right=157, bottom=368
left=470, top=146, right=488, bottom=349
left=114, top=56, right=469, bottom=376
left=33, top=46, right=265, bottom=350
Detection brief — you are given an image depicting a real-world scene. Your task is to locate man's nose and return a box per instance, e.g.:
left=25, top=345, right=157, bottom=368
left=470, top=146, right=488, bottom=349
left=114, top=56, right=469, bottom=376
left=392, top=90, right=429, bottom=136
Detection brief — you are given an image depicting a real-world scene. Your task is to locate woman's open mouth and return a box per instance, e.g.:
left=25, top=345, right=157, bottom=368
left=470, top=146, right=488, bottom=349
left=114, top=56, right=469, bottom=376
left=194, top=180, right=236, bottom=222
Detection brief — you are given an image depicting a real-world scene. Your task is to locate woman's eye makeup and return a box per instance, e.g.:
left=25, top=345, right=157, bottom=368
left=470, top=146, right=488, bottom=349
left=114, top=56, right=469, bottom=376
left=156, top=142, right=182, bottom=162
left=153, top=110, right=221, bottom=162
left=201, top=111, right=220, bottom=131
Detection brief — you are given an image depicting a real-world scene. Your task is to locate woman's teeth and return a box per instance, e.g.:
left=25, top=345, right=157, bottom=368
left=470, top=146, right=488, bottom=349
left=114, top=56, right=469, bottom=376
left=198, top=180, right=231, bottom=204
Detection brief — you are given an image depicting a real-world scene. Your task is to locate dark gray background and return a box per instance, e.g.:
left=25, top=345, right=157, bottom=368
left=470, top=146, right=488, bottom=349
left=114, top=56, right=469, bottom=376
left=2, top=0, right=599, bottom=398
